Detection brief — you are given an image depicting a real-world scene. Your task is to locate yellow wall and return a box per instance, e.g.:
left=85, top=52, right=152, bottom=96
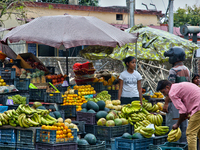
left=26, top=7, right=159, bottom=26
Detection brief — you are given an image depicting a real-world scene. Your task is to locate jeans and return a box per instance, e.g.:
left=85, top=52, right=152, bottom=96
left=120, top=97, right=140, bottom=105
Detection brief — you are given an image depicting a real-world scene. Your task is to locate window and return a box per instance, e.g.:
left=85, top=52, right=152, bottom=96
left=116, top=14, right=123, bottom=20
left=38, top=44, right=56, bottom=57
left=59, top=46, right=83, bottom=57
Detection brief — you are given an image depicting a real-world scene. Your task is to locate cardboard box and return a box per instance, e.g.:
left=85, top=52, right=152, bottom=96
left=16, top=53, right=49, bottom=73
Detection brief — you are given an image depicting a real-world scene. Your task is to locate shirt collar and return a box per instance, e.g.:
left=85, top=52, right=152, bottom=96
left=174, top=62, right=183, bottom=66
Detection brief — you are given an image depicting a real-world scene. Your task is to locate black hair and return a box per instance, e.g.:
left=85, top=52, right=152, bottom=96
left=123, top=56, right=136, bottom=67
left=156, top=80, right=172, bottom=91
left=192, top=74, right=200, bottom=83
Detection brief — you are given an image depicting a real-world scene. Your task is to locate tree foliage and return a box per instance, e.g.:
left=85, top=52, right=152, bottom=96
left=174, top=5, right=200, bottom=27
left=78, top=0, right=98, bottom=6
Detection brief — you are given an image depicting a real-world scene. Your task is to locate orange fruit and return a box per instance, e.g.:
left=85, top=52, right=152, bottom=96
left=57, top=123, right=62, bottom=127
left=41, top=125, right=46, bottom=129
left=67, top=129, right=71, bottom=133
left=61, top=123, right=65, bottom=127
left=67, top=132, right=72, bottom=137
left=63, top=134, right=66, bottom=138
left=63, top=129, right=67, bottom=134
left=64, top=126, right=68, bottom=130
left=61, top=126, right=64, bottom=130
left=56, top=135, right=60, bottom=139
left=57, top=127, right=61, bottom=130
left=70, top=136, right=74, bottom=139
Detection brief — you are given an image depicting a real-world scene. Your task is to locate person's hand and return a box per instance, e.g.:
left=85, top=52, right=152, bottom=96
left=163, top=103, right=168, bottom=113
left=172, top=123, right=179, bottom=130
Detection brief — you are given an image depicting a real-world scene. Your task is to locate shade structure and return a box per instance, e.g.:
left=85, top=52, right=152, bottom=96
left=3, top=15, right=137, bottom=49
left=80, top=25, right=199, bottom=61
left=0, top=41, right=17, bottom=59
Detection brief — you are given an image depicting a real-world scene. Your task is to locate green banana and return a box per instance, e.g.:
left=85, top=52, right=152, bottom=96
left=27, top=118, right=39, bottom=126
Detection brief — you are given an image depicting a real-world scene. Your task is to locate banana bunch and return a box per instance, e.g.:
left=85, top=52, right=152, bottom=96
left=155, top=125, right=169, bottom=136
left=122, top=101, right=141, bottom=114
left=167, top=128, right=182, bottom=142
left=143, top=102, right=159, bottom=112
left=0, top=109, right=18, bottom=126
left=135, top=126, right=155, bottom=138
left=146, top=114, right=163, bottom=126
left=134, top=120, right=151, bottom=130
left=129, top=112, right=146, bottom=122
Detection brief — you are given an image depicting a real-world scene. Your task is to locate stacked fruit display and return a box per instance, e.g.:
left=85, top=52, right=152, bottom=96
left=7, top=95, right=27, bottom=104
left=105, top=100, right=122, bottom=111
left=96, top=91, right=111, bottom=101
left=143, top=102, right=160, bottom=112
left=151, top=92, right=164, bottom=98
left=155, top=125, right=169, bottom=136
left=81, top=100, right=109, bottom=113
left=0, top=104, right=57, bottom=127
left=167, top=128, right=182, bottom=142
left=62, top=93, right=87, bottom=111
left=78, top=133, right=98, bottom=146
left=0, top=76, right=6, bottom=86
left=146, top=114, right=163, bottom=126
left=73, top=85, right=96, bottom=96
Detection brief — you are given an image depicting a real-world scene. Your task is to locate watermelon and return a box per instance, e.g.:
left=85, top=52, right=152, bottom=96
left=77, top=139, right=89, bottom=145
left=87, top=109, right=96, bottom=113
left=122, top=133, right=132, bottom=139
left=53, top=111, right=61, bottom=119
left=49, top=112, right=56, bottom=118
left=96, top=101, right=105, bottom=110
left=86, top=101, right=99, bottom=112
left=104, top=107, right=110, bottom=112
left=81, top=108, right=87, bottom=112
left=81, top=103, right=87, bottom=109
left=84, top=133, right=97, bottom=145
left=132, top=133, right=144, bottom=139
left=96, top=111, right=108, bottom=120
left=36, top=106, right=46, bottom=110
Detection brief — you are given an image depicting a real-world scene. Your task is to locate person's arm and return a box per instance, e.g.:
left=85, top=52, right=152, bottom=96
left=163, top=95, right=170, bottom=113
left=118, top=79, right=123, bottom=100
left=172, top=114, right=187, bottom=129
left=137, top=80, right=143, bottom=105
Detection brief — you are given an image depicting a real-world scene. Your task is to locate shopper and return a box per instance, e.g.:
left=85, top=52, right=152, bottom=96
left=118, top=56, right=142, bottom=105
left=192, top=74, right=200, bottom=86
left=157, top=80, right=200, bottom=150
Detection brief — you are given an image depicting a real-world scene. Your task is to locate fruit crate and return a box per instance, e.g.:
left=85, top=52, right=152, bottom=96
left=56, top=85, right=68, bottom=93
left=4, top=94, right=29, bottom=106
left=44, top=92, right=62, bottom=103
left=153, top=135, right=168, bottom=145
left=36, top=142, right=77, bottom=150
left=162, top=115, right=166, bottom=126
left=95, top=124, right=131, bottom=140
left=76, top=111, right=96, bottom=125
left=85, top=124, right=95, bottom=135
left=115, top=137, right=153, bottom=150
left=0, top=129, right=16, bottom=148
left=107, top=90, right=118, bottom=100
left=16, top=143, right=35, bottom=150
left=58, top=105, right=76, bottom=118
left=0, top=68, right=16, bottom=80
left=36, top=129, right=77, bottom=144
left=16, top=128, right=37, bottom=149
left=0, top=147, right=15, bottom=150
left=72, top=121, right=86, bottom=135
left=4, top=79, right=14, bottom=85
left=29, top=89, right=46, bottom=101
left=90, top=82, right=106, bottom=92
left=78, top=141, right=105, bottom=150
left=104, top=138, right=116, bottom=150
left=149, top=142, right=188, bottom=150
left=14, top=78, right=30, bottom=91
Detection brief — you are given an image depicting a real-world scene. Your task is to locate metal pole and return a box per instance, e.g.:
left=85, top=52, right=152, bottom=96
left=130, top=0, right=135, bottom=27
left=66, top=49, right=69, bottom=84
left=135, top=42, right=137, bottom=71
left=168, top=0, right=174, bottom=33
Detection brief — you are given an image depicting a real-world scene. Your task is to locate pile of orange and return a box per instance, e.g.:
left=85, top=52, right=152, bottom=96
left=73, top=85, right=96, bottom=96
left=41, top=123, right=74, bottom=141
left=62, top=94, right=87, bottom=111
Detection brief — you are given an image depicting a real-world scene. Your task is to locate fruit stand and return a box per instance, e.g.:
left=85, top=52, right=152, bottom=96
left=0, top=56, right=189, bottom=150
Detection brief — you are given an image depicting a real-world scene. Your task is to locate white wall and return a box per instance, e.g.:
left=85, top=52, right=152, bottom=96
left=99, top=0, right=126, bottom=7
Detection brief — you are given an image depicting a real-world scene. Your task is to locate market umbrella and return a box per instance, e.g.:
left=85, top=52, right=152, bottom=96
left=2, top=15, right=137, bottom=74
left=0, top=41, right=17, bottom=59
left=80, top=24, right=199, bottom=61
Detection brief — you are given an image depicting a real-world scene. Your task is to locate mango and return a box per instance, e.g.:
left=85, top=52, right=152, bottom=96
left=106, top=113, right=115, bottom=120
left=97, top=118, right=107, bottom=126
left=106, top=120, right=115, bottom=127
left=114, top=118, right=122, bottom=126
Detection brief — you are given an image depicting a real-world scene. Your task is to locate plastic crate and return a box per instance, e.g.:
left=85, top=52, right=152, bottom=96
left=58, top=105, right=76, bottom=118
left=29, top=89, right=46, bottom=101
left=76, top=111, right=96, bottom=125
left=162, top=115, right=166, bottom=126
left=4, top=94, right=29, bottom=106
left=0, top=129, right=16, bottom=147
left=149, top=142, right=188, bottom=150
left=115, top=137, right=153, bottom=150
left=16, top=143, right=35, bottom=150
left=16, top=129, right=35, bottom=147
left=44, top=92, right=62, bottom=103
left=85, top=124, right=95, bottom=134
left=4, top=79, right=14, bottom=85
left=56, top=85, right=68, bottom=93
left=104, top=138, right=116, bottom=149
left=0, top=147, right=15, bottom=150
left=36, top=142, right=77, bottom=150
left=36, top=129, right=77, bottom=144
left=78, top=141, right=105, bottom=150
left=107, top=90, right=118, bottom=100
left=0, top=68, right=16, bottom=80
left=153, top=135, right=168, bottom=145
left=14, top=78, right=30, bottom=91
left=90, top=82, right=106, bottom=92
left=72, top=121, right=86, bottom=135
left=95, top=124, right=131, bottom=140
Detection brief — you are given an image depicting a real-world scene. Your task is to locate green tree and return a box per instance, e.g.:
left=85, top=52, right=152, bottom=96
left=78, top=0, right=98, bottom=6
left=174, top=5, right=200, bottom=27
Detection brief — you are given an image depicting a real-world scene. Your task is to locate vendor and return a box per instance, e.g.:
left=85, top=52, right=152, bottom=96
left=118, top=56, right=142, bottom=105
left=163, top=46, right=190, bottom=143
left=157, top=80, right=200, bottom=150
left=192, top=74, right=200, bottom=86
